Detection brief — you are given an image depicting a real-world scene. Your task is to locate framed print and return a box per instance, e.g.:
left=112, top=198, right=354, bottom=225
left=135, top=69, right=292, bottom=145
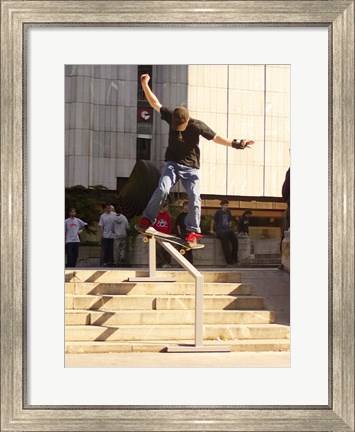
left=1, top=1, right=354, bottom=431
left=32, top=29, right=318, bottom=403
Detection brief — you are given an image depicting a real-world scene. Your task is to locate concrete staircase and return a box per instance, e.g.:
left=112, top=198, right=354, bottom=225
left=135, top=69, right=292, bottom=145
left=65, top=269, right=290, bottom=353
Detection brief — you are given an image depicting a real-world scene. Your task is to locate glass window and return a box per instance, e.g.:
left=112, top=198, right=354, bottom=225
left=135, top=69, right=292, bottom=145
left=136, top=138, right=151, bottom=161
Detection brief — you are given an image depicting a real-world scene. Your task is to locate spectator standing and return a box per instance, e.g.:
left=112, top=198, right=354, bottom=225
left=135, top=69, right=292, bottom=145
left=152, top=202, right=172, bottom=268
left=210, top=199, right=238, bottom=266
left=98, top=203, right=116, bottom=267
left=65, top=208, right=87, bottom=268
left=237, top=210, right=252, bottom=236
left=175, top=200, right=194, bottom=264
left=112, top=207, right=130, bottom=267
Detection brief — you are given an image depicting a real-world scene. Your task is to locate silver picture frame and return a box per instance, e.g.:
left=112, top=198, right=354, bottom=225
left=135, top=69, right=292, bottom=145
left=1, top=1, right=354, bottom=431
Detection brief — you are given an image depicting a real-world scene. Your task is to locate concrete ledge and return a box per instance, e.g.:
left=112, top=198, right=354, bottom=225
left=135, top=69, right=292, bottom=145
left=131, top=235, right=241, bottom=267
left=76, top=238, right=282, bottom=268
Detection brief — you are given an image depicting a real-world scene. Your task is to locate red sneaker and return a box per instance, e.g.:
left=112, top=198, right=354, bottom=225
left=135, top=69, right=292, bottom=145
left=185, top=232, right=204, bottom=249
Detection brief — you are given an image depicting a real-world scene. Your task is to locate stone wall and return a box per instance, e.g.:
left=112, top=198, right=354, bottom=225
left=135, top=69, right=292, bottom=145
left=76, top=235, right=282, bottom=267
left=126, top=235, right=278, bottom=267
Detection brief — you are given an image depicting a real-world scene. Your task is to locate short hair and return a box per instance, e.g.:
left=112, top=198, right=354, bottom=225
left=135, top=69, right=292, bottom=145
left=69, top=207, right=76, bottom=213
left=220, top=199, right=229, bottom=205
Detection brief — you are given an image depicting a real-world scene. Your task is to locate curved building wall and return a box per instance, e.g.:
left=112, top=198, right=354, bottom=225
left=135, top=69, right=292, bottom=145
left=65, top=65, right=137, bottom=189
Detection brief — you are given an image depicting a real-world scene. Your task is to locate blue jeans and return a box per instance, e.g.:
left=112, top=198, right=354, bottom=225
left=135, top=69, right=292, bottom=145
left=143, top=161, right=201, bottom=233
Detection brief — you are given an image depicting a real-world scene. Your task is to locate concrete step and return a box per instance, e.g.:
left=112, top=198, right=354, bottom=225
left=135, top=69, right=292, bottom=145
left=66, top=294, right=155, bottom=311
left=155, top=295, right=264, bottom=310
left=65, top=294, right=264, bottom=311
left=66, top=309, right=275, bottom=326
left=65, top=282, right=253, bottom=296
left=65, top=323, right=289, bottom=341
left=65, top=269, right=241, bottom=283
left=65, top=339, right=290, bottom=353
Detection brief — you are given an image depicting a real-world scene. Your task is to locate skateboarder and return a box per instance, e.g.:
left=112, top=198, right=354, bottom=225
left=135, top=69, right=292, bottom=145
left=137, top=73, right=254, bottom=249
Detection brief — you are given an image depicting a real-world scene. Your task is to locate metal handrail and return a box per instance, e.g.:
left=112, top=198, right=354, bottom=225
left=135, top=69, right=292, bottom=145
left=129, top=235, right=230, bottom=352
left=157, top=238, right=204, bottom=347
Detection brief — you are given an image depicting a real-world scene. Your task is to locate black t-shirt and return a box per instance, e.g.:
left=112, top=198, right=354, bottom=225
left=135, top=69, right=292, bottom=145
left=160, top=106, right=216, bottom=169
left=237, top=216, right=250, bottom=233
left=214, top=209, right=233, bottom=233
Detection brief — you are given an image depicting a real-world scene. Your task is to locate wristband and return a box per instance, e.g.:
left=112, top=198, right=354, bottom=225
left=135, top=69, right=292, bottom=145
left=231, top=139, right=246, bottom=149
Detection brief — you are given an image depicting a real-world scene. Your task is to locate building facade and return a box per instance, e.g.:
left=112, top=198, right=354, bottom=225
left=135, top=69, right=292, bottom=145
left=65, top=64, right=290, bottom=197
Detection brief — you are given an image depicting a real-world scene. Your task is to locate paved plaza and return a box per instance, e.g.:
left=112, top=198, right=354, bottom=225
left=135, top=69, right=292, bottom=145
left=65, top=350, right=290, bottom=368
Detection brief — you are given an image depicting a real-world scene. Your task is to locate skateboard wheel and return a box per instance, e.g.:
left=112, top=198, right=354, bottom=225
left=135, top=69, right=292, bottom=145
left=180, top=249, right=185, bottom=255
left=143, top=236, right=149, bottom=243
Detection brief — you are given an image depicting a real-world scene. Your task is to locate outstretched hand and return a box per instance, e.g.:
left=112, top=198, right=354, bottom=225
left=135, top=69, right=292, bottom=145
left=244, top=140, right=255, bottom=149
left=232, top=139, right=255, bottom=150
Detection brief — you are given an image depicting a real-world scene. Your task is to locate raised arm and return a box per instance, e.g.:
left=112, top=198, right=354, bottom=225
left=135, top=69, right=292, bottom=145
left=140, top=74, right=162, bottom=113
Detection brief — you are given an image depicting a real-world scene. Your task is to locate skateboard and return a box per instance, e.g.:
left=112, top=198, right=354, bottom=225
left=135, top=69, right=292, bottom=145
left=135, top=225, right=204, bottom=254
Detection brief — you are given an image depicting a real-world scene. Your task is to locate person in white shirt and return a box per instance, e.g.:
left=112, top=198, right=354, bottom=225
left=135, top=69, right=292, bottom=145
left=65, top=208, right=87, bottom=267
left=98, top=203, right=116, bottom=266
